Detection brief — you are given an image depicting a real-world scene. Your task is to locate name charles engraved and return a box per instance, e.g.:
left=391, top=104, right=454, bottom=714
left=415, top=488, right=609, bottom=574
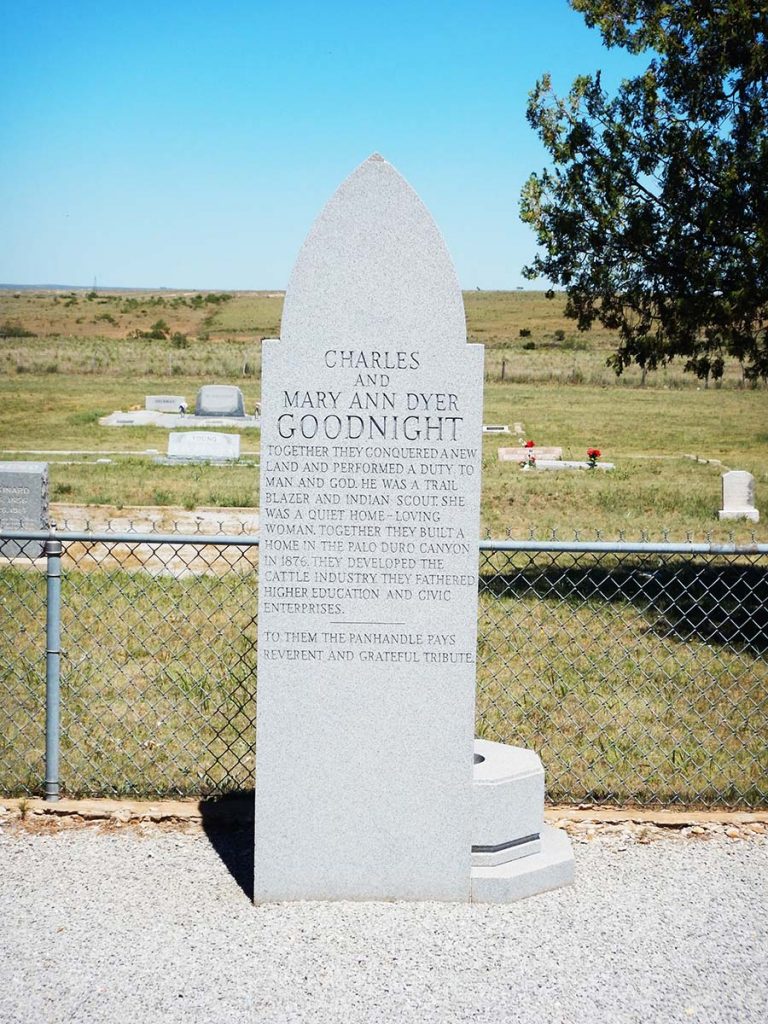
left=323, top=349, right=420, bottom=370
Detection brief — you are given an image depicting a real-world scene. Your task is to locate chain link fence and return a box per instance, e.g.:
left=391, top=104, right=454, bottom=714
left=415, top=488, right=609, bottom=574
left=1, top=527, right=766, bottom=807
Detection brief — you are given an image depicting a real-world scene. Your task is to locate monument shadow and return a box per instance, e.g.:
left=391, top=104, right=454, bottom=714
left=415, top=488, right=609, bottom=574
left=479, top=557, right=768, bottom=656
left=200, top=792, right=255, bottom=900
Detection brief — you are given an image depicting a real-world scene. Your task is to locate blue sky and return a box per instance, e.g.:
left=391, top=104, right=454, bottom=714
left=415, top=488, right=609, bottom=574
left=0, top=0, right=643, bottom=290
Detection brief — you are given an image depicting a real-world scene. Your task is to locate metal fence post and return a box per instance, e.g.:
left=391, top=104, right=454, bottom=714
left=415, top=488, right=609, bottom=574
left=44, top=536, right=62, bottom=801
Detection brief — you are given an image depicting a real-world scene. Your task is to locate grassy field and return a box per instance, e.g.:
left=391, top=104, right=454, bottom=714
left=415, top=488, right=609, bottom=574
left=2, top=553, right=764, bottom=805
left=1, top=289, right=766, bottom=806
left=1, top=288, right=766, bottom=539
left=0, top=286, right=758, bottom=387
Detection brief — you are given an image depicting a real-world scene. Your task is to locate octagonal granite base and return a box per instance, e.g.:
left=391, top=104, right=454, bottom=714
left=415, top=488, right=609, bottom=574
left=471, top=739, right=574, bottom=902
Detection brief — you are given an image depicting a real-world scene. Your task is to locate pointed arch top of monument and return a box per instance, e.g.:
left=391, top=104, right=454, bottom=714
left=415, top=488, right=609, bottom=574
left=280, top=155, right=467, bottom=352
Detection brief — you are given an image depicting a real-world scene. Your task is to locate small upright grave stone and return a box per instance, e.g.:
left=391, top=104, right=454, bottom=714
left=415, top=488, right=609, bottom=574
left=195, top=385, right=246, bottom=418
left=0, top=462, right=49, bottom=558
left=719, top=470, right=759, bottom=522
left=254, top=154, right=572, bottom=903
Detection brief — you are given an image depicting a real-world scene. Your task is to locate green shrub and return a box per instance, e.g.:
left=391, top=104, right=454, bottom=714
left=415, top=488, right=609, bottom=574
left=0, top=320, right=36, bottom=338
left=519, top=328, right=531, bottom=338
left=129, top=319, right=171, bottom=341
left=149, top=319, right=170, bottom=338
left=561, top=335, right=590, bottom=351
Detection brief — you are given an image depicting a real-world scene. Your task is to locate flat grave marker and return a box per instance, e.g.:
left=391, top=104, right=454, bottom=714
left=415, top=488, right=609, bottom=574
left=498, top=446, right=563, bottom=462
left=535, top=459, right=614, bottom=472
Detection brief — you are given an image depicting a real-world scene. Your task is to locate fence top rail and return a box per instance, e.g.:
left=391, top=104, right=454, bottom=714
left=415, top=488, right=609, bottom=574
left=0, top=529, right=261, bottom=547
left=2, top=528, right=768, bottom=555
left=479, top=539, right=768, bottom=555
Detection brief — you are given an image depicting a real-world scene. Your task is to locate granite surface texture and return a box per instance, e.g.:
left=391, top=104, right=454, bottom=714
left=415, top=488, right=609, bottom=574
left=255, top=155, right=484, bottom=901
left=0, top=460, right=49, bottom=558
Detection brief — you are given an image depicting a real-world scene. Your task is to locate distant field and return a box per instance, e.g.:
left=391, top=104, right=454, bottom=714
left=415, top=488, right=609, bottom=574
left=0, top=286, right=757, bottom=387
left=1, top=288, right=766, bottom=539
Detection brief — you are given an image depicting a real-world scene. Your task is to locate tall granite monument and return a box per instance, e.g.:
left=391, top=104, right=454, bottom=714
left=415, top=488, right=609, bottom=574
left=254, top=155, right=573, bottom=902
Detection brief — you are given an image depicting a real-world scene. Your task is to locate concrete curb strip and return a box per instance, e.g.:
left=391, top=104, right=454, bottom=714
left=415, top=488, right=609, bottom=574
left=1, top=796, right=766, bottom=829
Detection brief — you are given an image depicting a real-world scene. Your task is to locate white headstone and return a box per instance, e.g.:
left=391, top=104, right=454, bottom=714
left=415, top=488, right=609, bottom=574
left=254, top=154, right=484, bottom=902
left=719, top=470, right=759, bottom=522
left=145, top=394, right=187, bottom=412
left=195, top=385, right=246, bottom=417
left=166, top=431, right=240, bottom=462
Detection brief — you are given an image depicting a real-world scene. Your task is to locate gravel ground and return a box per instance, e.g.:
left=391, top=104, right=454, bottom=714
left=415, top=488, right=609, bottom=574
left=0, top=823, right=766, bottom=1024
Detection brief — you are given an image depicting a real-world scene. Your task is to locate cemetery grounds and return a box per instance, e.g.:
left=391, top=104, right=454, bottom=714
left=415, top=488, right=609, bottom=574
left=0, top=288, right=766, bottom=805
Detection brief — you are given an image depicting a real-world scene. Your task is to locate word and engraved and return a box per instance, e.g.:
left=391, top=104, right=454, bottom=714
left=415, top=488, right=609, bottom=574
left=260, top=349, right=478, bottom=664
left=276, top=350, right=464, bottom=442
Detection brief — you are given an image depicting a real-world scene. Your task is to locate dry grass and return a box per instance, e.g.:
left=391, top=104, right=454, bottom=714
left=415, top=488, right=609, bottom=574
left=2, top=290, right=765, bottom=806
left=1, top=287, right=760, bottom=389
left=1, top=293, right=767, bottom=538
left=1, top=553, right=764, bottom=806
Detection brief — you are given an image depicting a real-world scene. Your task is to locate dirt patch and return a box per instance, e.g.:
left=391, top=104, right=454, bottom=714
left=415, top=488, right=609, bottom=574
left=2, top=797, right=766, bottom=844
left=50, top=503, right=259, bottom=576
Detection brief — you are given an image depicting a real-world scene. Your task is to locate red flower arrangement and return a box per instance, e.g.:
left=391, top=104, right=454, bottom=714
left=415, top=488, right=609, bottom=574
left=520, top=440, right=537, bottom=468
left=587, top=447, right=601, bottom=469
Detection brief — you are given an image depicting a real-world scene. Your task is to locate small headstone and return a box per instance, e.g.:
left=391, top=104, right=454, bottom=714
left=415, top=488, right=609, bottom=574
left=498, top=446, right=563, bottom=462
left=145, top=395, right=187, bottom=413
left=0, top=462, right=49, bottom=558
left=166, top=432, right=240, bottom=462
left=719, top=470, right=759, bottom=522
left=195, top=385, right=246, bottom=418
left=483, top=424, right=510, bottom=434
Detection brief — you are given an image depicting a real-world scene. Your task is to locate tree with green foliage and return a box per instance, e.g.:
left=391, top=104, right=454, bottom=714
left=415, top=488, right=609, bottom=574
left=521, top=1, right=768, bottom=384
